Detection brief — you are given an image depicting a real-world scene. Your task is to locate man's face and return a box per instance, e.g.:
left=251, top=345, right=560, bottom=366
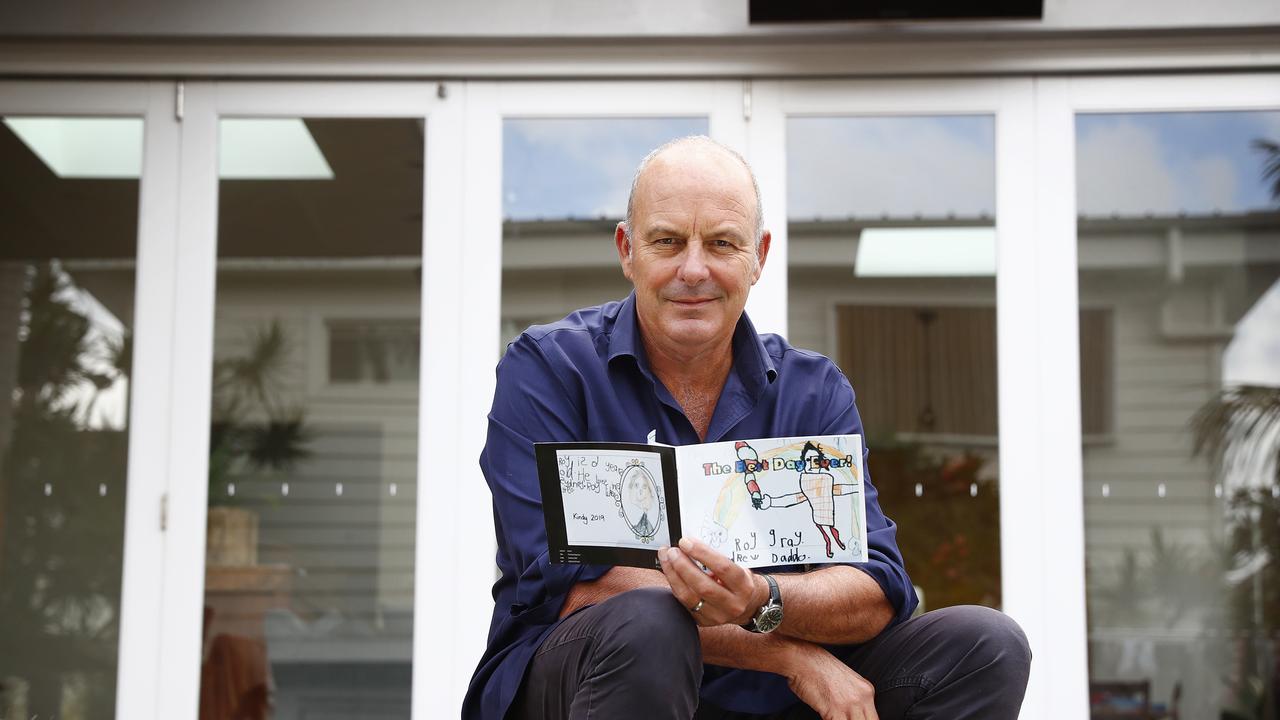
left=616, top=145, right=771, bottom=355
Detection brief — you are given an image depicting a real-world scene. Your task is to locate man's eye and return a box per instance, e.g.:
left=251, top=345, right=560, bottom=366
left=656, top=238, right=677, bottom=245
left=714, top=239, right=734, bottom=248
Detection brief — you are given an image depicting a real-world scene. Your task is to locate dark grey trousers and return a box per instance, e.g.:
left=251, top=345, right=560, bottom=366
left=509, top=587, right=1032, bottom=720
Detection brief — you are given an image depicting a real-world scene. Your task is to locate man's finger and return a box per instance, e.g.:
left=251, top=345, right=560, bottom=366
left=663, top=547, right=739, bottom=624
left=667, top=547, right=736, bottom=610
left=659, top=548, right=708, bottom=612
left=677, top=537, right=752, bottom=594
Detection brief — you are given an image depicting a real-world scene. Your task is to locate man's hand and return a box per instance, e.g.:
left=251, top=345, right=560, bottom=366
left=784, top=647, right=880, bottom=720
left=658, top=537, right=767, bottom=627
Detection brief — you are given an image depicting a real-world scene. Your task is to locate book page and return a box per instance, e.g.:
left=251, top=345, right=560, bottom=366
left=676, top=435, right=868, bottom=569
left=554, top=448, right=671, bottom=551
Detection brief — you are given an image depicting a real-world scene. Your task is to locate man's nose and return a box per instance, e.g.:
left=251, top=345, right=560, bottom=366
left=676, top=240, right=711, bottom=285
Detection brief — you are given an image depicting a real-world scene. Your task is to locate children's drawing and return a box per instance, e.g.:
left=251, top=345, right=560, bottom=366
left=553, top=448, right=670, bottom=551
left=620, top=463, right=662, bottom=542
left=680, top=435, right=866, bottom=567
left=755, top=441, right=860, bottom=558
left=736, top=441, right=763, bottom=507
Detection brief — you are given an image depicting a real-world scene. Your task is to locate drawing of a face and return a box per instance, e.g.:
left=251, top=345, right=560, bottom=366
left=620, top=464, right=662, bottom=542
left=628, top=476, right=654, bottom=511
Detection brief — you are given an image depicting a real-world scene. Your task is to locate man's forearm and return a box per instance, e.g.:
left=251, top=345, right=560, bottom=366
left=772, top=565, right=895, bottom=645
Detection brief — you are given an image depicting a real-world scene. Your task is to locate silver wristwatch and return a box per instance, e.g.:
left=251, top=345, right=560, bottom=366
left=743, top=574, right=783, bottom=634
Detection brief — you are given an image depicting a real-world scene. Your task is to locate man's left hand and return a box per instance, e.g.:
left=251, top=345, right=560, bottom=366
left=659, top=537, right=768, bottom=627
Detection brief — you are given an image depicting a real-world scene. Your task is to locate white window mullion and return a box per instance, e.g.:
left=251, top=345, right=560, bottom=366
left=113, top=79, right=186, bottom=720
left=743, top=80, right=789, bottom=339
left=154, top=80, right=220, bottom=720
left=423, top=79, right=487, bottom=716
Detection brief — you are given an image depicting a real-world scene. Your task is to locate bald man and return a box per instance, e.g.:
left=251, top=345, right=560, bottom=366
left=464, top=137, right=1030, bottom=720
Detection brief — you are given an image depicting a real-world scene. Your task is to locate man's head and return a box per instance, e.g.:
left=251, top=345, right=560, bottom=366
left=615, top=136, right=771, bottom=357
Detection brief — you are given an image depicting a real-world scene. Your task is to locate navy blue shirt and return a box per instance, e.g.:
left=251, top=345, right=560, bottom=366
left=464, top=293, right=917, bottom=719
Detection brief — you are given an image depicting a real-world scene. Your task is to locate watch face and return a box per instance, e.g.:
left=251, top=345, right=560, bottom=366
left=756, top=606, right=784, bottom=633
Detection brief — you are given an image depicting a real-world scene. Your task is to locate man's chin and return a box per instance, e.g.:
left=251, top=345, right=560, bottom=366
left=657, top=317, right=728, bottom=346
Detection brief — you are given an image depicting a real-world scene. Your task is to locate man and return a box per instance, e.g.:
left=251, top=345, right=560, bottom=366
left=464, top=136, right=1031, bottom=719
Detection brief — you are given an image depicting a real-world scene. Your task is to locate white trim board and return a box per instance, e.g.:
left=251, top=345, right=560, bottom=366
left=2, top=34, right=1280, bottom=78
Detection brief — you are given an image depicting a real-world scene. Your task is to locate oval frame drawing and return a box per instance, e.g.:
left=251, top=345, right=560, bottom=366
left=618, top=463, right=663, bottom=543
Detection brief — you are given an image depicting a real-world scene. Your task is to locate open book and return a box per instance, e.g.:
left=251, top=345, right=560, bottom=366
left=535, top=434, right=868, bottom=569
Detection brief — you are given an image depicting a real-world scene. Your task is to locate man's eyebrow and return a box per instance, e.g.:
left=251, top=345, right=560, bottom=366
left=643, top=224, right=684, bottom=238
left=704, top=224, right=750, bottom=241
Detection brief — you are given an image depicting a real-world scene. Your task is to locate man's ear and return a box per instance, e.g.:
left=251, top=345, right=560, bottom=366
left=615, top=222, right=634, bottom=280
left=751, top=230, right=772, bottom=285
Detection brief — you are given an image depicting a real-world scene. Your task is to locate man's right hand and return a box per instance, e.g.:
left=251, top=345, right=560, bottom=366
left=782, top=645, right=880, bottom=720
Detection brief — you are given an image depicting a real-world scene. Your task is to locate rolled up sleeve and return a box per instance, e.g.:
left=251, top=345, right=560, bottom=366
left=817, top=367, right=919, bottom=627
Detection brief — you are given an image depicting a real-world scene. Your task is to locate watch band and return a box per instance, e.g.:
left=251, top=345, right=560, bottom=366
left=763, top=573, right=781, bottom=606
left=743, top=573, right=783, bottom=633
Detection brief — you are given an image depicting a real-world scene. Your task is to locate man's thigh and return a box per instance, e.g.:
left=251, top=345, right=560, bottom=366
left=509, top=587, right=702, bottom=720
left=840, top=605, right=1031, bottom=719
left=695, top=606, right=1030, bottom=720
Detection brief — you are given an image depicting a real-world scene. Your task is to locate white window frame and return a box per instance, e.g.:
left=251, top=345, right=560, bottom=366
left=156, top=80, right=465, bottom=720
left=1033, top=71, right=1280, bottom=720
left=0, top=80, right=183, bottom=720
left=751, top=78, right=1065, bottom=718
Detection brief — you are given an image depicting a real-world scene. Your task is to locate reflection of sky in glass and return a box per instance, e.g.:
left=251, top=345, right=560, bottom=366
left=1077, top=111, right=1280, bottom=217
left=503, top=117, right=707, bottom=221
left=787, top=115, right=995, bottom=220
left=1224, top=279, right=1280, bottom=386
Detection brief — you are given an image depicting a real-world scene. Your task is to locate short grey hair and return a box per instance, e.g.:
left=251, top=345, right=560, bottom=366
left=622, top=135, right=765, bottom=247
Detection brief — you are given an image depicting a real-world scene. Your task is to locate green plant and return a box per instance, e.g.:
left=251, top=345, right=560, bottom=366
left=207, top=321, right=312, bottom=504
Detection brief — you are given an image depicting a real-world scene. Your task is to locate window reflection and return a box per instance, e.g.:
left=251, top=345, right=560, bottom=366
left=500, top=117, right=708, bottom=346
left=787, top=115, right=1002, bottom=613
left=200, top=118, right=422, bottom=720
left=1079, top=110, right=1280, bottom=720
left=0, top=116, right=141, bottom=720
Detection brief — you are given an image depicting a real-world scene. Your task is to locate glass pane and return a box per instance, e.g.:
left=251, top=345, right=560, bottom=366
left=200, top=118, right=421, bottom=719
left=500, top=117, right=707, bottom=344
left=1079, top=110, right=1280, bottom=719
left=0, top=116, right=143, bottom=720
left=787, top=115, right=1002, bottom=612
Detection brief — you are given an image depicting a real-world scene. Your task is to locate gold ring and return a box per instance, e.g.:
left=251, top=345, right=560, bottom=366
left=691, top=599, right=705, bottom=613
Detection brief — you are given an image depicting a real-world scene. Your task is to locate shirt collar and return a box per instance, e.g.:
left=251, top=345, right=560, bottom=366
left=608, top=291, right=778, bottom=390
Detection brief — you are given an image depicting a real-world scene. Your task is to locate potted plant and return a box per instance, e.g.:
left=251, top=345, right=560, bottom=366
left=206, top=321, right=311, bottom=567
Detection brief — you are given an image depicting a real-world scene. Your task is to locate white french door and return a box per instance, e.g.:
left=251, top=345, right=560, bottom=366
left=1035, top=73, right=1280, bottom=720
left=751, top=78, right=1080, bottom=719
left=455, top=78, right=751, bottom=706
left=150, top=81, right=465, bottom=720
left=0, top=80, right=181, bottom=720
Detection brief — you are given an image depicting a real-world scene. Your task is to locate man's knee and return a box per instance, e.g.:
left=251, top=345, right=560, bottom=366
left=932, top=605, right=1031, bottom=680
left=596, top=587, right=702, bottom=668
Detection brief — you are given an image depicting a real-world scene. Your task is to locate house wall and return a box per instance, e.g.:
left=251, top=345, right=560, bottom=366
left=210, top=271, right=419, bottom=660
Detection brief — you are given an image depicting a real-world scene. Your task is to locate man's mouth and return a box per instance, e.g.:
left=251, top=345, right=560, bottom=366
left=670, top=297, right=717, bottom=307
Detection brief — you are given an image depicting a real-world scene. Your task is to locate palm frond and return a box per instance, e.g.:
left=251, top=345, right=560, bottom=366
left=1192, top=384, right=1280, bottom=482
left=1252, top=138, right=1280, bottom=203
